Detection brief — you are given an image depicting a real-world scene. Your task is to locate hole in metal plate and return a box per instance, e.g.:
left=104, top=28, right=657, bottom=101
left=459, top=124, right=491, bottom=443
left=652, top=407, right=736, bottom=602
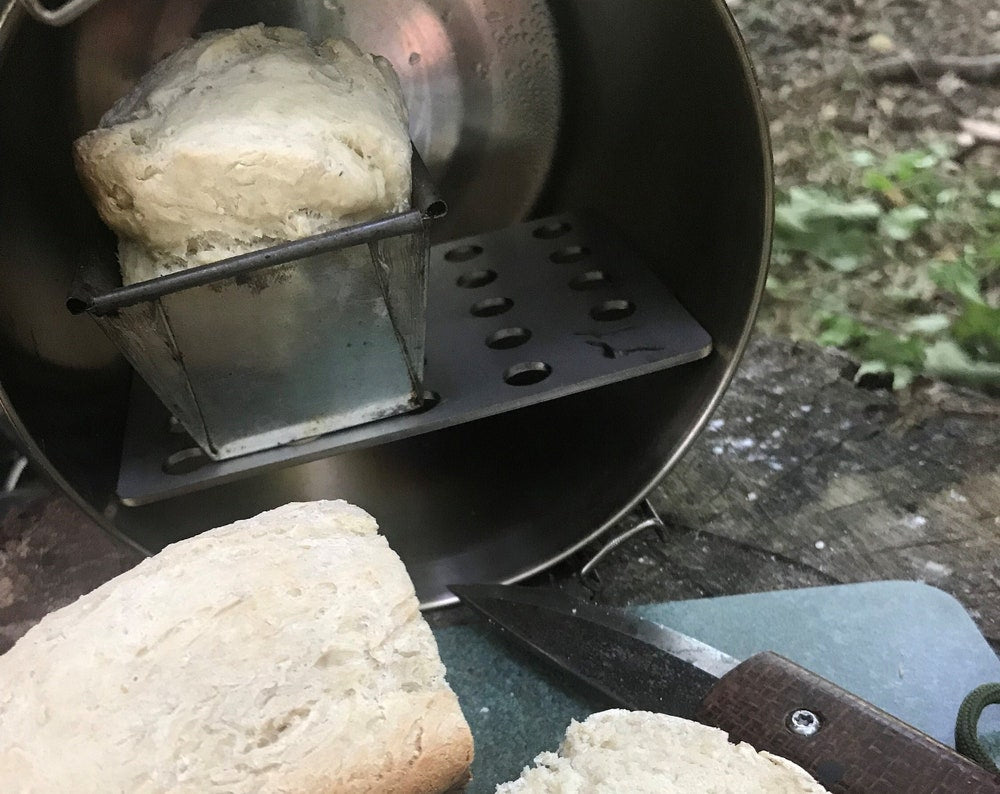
left=503, top=361, right=552, bottom=386
left=115, top=214, right=715, bottom=507
left=486, top=327, right=532, bottom=350
left=424, top=199, right=448, bottom=219
left=411, top=390, right=441, bottom=414
left=569, top=270, right=612, bottom=291
left=591, top=299, right=636, bottom=321
left=471, top=297, right=514, bottom=317
left=533, top=221, right=572, bottom=239
left=457, top=269, right=498, bottom=288
left=445, top=244, right=484, bottom=262
left=163, top=447, right=208, bottom=475
left=550, top=245, right=590, bottom=264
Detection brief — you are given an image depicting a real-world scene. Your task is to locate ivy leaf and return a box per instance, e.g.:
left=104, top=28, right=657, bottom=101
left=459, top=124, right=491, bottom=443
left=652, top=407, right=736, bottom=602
left=879, top=205, right=930, bottom=241
left=774, top=188, right=881, bottom=271
left=810, top=227, right=871, bottom=271
left=854, top=360, right=916, bottom=390
left=903, top=314, right=951, bottom=335
left=775, top=187, right=882, bottom=233
left=852, top=330, right=927, bottom=390
left=817, top=316, right=927, bottom=390
left=859, top=331, right=926, bottom=371
left=882, top=149, right=938, bottom=181
left=863, top=170, right=896, bottom=195
left=951, top=302, right=1000, bottom=362
left=924, top=340, right=1000, bottom=388
left=817, top=314, right=871, bottom=347
left=987, top=191, right=1000, bottom=209
left=930, top=260, right=983, bottom=304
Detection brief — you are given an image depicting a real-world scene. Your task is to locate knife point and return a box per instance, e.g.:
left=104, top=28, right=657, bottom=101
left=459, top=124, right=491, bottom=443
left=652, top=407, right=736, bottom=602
left=446, top=582, right=482, bottom=598
left=449, top=582, right=522, bottom=600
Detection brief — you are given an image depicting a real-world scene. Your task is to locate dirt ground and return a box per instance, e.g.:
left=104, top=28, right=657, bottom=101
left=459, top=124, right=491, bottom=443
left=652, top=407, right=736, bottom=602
left=731, top=0, right=1000, bottom=351
left=733, top=0, right=1000, bottom=183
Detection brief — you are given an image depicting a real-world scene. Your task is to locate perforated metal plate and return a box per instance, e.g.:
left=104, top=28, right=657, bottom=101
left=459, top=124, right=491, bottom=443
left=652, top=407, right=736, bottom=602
left=116, top=214, right=712, bottom=505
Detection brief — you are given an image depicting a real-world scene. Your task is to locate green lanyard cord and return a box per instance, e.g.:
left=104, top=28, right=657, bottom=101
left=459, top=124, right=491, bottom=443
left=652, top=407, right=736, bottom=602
left=956, top=683, right=1000, bottom=773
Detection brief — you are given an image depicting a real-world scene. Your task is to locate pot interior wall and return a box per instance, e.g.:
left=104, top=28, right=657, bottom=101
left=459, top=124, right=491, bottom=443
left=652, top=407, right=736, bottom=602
left=0, top=0, right=771, bottom=605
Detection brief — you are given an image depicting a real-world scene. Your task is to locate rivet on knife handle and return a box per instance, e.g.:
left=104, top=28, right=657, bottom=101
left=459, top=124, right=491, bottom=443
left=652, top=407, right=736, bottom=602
left=696, top=652, right=1000, bottom=793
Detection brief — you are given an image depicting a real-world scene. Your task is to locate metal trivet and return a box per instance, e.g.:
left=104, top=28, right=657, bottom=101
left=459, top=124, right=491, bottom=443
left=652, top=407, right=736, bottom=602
left=116, top=213, right=712, bottom=505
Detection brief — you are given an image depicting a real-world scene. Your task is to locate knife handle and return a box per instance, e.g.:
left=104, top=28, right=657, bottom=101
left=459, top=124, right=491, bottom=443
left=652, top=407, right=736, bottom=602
left=695, top=651, right=1000, bottom=793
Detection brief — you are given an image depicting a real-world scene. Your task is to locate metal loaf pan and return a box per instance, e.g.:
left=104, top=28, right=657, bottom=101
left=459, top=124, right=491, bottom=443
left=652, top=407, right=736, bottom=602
left=68, top=146, right=446, bottom=462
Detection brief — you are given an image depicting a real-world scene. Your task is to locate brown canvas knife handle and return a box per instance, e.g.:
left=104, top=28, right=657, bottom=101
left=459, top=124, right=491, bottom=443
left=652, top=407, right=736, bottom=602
left=696, top=651, right=1000, bottom=793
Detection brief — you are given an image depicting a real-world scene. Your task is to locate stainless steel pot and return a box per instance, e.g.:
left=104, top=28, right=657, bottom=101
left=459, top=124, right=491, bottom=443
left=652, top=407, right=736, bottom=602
left=0, top=0, right=771, bottom=606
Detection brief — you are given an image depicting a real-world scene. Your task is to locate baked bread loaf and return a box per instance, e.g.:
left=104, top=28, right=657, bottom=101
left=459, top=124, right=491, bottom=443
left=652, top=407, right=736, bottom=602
left=0, top=500, right=473, bottom=793
left=73, top=25, right=412, bottom=285
left=495, top=709, right=829, bottom=793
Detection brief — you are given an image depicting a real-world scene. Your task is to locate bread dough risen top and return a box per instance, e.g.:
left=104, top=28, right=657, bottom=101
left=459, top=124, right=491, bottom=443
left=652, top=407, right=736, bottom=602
left=74, top=24, right=411, bottom=283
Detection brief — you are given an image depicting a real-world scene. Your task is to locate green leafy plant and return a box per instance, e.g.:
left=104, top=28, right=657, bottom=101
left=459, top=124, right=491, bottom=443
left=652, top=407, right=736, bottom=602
left=773, top=187, right=881, bottom=272
left=951, top=295, right=1000, bottom=362
left=929, top=257, right=984, bottom=304
left=879, top=205, right=929, bottom=242
left=817, top=314, right=926, bottom=389
left=768, top=145, right=1000, bottom=391
left=858, top=147, right=944, bottom=208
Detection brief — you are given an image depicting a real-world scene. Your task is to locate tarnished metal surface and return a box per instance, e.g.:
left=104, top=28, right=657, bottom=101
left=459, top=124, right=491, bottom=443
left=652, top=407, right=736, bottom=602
left=95, top=234, right=427, bottom=460
left=16, top=0, right=101, bottom=26
left=114, top=214, right=712, bottom=505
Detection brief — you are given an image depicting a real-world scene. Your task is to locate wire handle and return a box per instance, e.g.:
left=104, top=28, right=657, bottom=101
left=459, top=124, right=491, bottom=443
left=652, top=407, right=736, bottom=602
left=578, top=499, right=666, bottom=581
left=18, top=0, right=103, bottom=27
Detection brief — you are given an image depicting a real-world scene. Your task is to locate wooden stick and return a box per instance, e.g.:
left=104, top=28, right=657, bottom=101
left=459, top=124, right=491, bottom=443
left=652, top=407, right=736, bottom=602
left=954, top=118, right=1000, bottom=164
left=865, top=53, right=1000, bottom=83
left=959, top=118, right=1000, bottom=145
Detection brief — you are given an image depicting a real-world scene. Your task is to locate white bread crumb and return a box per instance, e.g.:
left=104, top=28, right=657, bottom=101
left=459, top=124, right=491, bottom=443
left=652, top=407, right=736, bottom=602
left=496, top=709, right=829, bottom=793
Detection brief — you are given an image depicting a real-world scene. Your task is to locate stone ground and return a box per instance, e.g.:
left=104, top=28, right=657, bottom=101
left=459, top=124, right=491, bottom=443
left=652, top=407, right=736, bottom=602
left=536, top=336, right=1000, bottom=654
left=733, top=0, right=1000, bottom=188
left=3, top=336, right=999, bottom=656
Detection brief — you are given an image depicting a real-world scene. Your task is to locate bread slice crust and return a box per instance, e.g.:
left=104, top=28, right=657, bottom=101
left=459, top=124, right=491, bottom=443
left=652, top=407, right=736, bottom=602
left=0, top=501, right=473, bottom=793
left=496, top=708, right=829, bottom=793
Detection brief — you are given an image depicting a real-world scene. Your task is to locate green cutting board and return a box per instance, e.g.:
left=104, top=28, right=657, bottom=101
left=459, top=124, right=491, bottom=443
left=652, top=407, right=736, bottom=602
left=432, top=581, right=1000, bottom=793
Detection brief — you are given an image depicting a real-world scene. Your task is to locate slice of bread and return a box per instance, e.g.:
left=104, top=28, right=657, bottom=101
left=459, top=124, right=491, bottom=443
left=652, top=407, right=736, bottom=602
left=73, top=24, right=412, bottom=284
left=0, top=501, right=473, bottom=793
left=496, top=709, right=829, bottom=793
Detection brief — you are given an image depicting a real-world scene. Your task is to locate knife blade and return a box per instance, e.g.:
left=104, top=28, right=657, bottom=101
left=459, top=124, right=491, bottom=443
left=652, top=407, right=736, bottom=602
left=450, top=583, right=1000, bottom=794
